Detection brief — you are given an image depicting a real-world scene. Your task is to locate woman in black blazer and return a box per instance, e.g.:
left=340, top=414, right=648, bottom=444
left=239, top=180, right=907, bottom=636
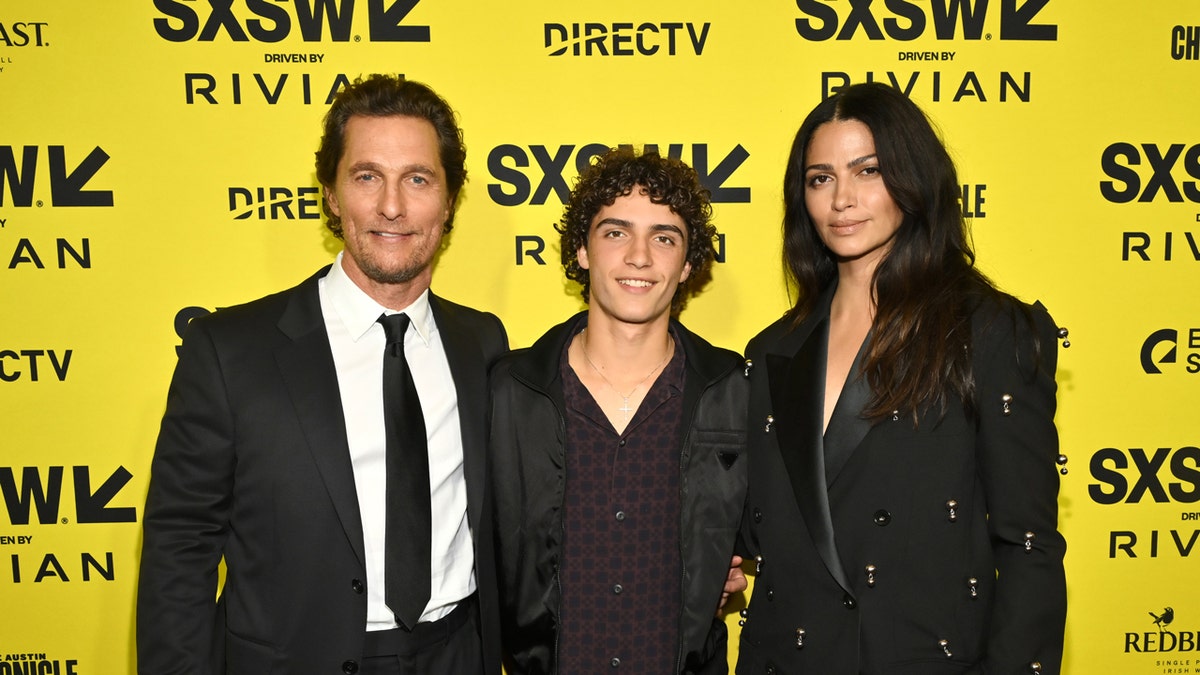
left=737, top=82, right=1066, bottom=675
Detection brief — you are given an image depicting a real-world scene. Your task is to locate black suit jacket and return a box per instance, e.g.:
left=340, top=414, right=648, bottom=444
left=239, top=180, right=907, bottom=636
left=137, top=266, right=507, bottom=675
left=737, top=290, right=1066, bottom=675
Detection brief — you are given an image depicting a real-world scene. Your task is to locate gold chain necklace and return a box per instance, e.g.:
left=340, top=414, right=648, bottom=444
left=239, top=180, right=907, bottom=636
left=580, top=328, right=672, bottom=424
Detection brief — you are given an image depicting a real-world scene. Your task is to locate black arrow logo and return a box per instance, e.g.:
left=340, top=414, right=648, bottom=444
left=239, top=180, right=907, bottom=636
left=49, top=145, right=113, bottom=207
left=693, top=144, right=751, bottom=204
left=74, top=465, right=136, bottom=523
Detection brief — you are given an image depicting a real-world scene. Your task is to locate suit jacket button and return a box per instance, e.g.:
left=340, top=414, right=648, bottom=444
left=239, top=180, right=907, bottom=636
left=873, top=509, right=891, bottom=526
left=842, top=594, right=857, bottom=609
left=341, top=660, right=359, bottom=674
left=351, top=579, right=365, bottom=594
left=754, top=508, right=764, bottom=523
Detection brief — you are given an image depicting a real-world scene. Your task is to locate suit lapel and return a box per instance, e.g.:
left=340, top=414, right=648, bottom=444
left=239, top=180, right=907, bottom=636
left=275, top=269, right=366, bottom=567
left=429, top=295, right=488, bottom=531
left=822, top=338, right=873, bottom=486
left=766, top=308, right=852, bottom=594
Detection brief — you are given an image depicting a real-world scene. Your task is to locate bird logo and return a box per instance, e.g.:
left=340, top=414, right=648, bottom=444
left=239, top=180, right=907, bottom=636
left=1149, top=607, right=1175, bottom=629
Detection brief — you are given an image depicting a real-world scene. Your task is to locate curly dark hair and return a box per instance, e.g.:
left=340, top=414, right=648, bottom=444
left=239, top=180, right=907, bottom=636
left=315, top=74, right=467, bottom=239
left=557, top=147, right=717, bottom=314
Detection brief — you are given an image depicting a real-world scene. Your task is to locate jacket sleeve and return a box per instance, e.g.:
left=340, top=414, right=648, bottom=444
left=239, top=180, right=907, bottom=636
left=486, top=357, right=518, bottom=637
left=975, top=301, right=1066, bottom=674
left=137, top=318, right=233, bottom=675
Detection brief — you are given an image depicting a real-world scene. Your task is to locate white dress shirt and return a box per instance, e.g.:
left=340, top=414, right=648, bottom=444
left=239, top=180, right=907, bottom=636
left=319, top=252, right=476, bottom=631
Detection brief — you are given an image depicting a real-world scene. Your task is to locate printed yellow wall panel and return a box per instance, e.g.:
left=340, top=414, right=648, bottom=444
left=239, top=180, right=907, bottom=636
left=2, top=1, right=1198, bottom=673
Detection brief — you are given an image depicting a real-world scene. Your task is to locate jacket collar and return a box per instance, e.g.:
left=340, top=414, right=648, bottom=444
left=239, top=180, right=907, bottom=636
left=428, top=293, right=492, bottom=532
left=274, top=265, right=366, bottom=567
left=277, top=265, right=333, bottom=341
left=763, top=283, right=859, bottom=594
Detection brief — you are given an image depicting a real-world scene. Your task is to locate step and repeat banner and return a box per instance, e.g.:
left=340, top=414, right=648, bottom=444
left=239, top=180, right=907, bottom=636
left=2, top=1, right=1198, bottom=673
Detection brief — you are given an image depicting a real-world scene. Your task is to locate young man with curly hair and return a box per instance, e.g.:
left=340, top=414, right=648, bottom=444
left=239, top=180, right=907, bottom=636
left=490, top=147, right=748, bottom=674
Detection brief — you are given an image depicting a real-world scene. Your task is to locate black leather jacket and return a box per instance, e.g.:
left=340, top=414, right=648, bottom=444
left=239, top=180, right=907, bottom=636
left=490, top=312, right=749, bottom=675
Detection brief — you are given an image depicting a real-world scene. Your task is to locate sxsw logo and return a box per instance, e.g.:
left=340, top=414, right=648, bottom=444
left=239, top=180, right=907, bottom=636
left=487, top=143, right=750, bottom=206
left=152, top=0, right=430, bottom=42
left=793, top=0, right=1058, bottom=41
left=544, top=21, right=710, bottom=56
left=0, top=21, right=49, bottom=46
left=1, top=466, right=137, bottom=525
left=1089, top=446, right=1200, bottom=505
left=1100, top=142, right=1200, bottom=204
left=229, top=185, right=321, bottom=220
left=1140, top=328, right=1200, bottom=374
left=0, top=145, right=113, bottom=208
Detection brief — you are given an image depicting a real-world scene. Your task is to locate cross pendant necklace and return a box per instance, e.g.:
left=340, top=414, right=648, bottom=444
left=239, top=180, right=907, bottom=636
left=580, top=328, right=672, bottom=425
left=617, top=398, right=635, bottom=419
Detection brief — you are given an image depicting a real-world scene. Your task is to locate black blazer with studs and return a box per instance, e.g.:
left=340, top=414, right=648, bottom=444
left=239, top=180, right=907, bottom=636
left=736, top=288, right=1065, bottom=675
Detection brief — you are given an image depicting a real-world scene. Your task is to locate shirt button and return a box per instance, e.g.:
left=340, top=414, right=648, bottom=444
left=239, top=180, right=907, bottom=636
left=613, top=584, right=623, bottom=594
left=350, top=579, right=364, bottom=594
left=615, top=511, right=626, bottom=522
left=873, top=509, right=892, bottom=526
left=611, top=657, right=621, bottom=667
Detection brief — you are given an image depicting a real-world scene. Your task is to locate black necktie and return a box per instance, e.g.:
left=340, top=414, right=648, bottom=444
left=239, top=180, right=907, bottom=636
left=377, top=313, right=431, bottom=630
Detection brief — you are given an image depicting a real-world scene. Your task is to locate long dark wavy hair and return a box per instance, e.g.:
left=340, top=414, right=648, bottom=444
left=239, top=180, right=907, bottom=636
left=557, top=147, right=718, bottom=314
left=782, top=82, right=1002, bottom=422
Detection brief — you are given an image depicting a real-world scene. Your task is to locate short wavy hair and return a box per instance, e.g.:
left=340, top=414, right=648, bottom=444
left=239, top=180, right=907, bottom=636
left=315, top=74, right=467, bottom=239
left=556, top=147, right=717, bottom=314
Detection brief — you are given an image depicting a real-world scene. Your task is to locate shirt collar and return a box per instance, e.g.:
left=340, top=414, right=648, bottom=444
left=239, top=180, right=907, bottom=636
left=325, top=251, right=435, bottom=346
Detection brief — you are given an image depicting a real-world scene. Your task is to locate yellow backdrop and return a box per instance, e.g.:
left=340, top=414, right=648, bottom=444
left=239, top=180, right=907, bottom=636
left=3, top=1, right=1198, bottom=673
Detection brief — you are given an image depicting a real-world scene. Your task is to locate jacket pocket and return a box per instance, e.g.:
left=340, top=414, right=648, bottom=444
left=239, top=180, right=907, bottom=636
left=691, top=429, right=746, bottom=470
left=225, top=630, right=280, bottom=675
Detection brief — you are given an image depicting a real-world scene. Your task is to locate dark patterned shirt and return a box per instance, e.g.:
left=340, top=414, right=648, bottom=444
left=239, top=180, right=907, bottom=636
left=558, top=330, right=686, bottom=674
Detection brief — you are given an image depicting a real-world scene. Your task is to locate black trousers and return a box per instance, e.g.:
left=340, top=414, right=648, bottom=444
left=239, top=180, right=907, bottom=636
left=360, top=595, right=483, bottom=675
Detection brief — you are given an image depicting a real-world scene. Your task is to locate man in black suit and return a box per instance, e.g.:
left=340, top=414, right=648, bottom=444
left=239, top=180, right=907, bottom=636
left=137, top=75, right=506, bottom=675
